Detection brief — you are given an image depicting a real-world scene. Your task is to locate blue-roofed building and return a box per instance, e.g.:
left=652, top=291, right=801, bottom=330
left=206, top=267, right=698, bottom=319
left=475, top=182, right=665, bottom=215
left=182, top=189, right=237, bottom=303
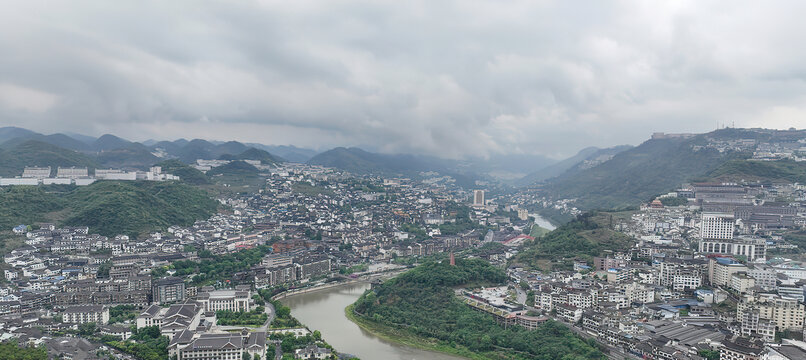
left=12, top=225, right=27, bottom=234
left=709, top=257, right=747, bottom=287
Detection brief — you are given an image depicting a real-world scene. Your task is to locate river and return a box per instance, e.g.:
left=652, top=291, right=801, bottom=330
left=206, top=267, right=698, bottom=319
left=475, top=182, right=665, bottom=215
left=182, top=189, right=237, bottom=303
left=281, top=282, right=464, bottom=360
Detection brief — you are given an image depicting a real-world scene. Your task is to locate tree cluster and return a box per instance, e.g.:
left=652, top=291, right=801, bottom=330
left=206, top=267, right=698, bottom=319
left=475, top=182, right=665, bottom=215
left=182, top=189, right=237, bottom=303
left=352, top=259, right=603, bottom=359
left=105, top=325, right=169, bottom=360
left=216, top=307, right=268, bottom=326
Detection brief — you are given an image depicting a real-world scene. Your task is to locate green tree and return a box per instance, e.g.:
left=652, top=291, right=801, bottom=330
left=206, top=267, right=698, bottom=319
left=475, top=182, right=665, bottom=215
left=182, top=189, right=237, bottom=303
left=77, top=322, right=97, bottom=336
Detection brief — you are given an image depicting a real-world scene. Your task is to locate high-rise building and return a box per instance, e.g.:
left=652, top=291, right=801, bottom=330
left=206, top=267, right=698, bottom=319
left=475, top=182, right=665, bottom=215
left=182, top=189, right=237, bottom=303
left=473, top=190, right=485, bottom=206
left=700, top=213, right=735, bottom=240
left=709, top=257, right=747, bottom=287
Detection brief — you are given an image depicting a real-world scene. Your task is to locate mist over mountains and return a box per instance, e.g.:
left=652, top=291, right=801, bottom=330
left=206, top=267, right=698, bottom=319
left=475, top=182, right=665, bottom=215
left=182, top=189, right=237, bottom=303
left=0, top=126, right=577, bottom=183
left=3, top=125, right=802, bottom=213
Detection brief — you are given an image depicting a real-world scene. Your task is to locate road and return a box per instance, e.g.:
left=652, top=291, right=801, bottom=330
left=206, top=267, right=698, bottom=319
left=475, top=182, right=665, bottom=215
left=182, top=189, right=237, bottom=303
left=271, top=339, right=282, bottom=360
left=515, top=286, right=527, bottom=305
left=262, top=301, right=276, bottom=331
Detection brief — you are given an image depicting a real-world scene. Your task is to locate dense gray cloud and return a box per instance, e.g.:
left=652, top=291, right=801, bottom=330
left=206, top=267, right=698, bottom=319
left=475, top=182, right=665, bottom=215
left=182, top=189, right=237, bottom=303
left=1, top=0, right=806, bottom=158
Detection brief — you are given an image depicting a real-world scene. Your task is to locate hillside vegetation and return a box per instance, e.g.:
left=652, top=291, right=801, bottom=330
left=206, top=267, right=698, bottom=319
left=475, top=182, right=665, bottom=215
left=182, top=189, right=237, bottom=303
left=207, top=160, right=259, bottom=176
left=155, top=160, right=210, bottom=185
left=0, top=140, right=99, bottom=177
left=707, top=159, right=806, bottom=183
left=544, top=137, right=748, bottom=209
left=351, top=259, right=603, bottom=359
left=518, top=145, right=632, bottom=185
left=514, top=211, right=635, bottom=271
left=219, top=148, right=282, bottom=165
left=0, top=181, right=217, bottom=237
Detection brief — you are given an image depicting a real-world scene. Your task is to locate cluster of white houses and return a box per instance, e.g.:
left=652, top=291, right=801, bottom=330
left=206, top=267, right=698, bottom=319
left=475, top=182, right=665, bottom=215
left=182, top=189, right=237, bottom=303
left=0, top=166, right=178, bottom=186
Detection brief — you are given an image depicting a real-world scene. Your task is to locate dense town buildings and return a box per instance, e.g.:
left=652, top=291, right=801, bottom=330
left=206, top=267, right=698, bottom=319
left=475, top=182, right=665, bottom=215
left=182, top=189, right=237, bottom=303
left=4, top=158, right=806, bottom=359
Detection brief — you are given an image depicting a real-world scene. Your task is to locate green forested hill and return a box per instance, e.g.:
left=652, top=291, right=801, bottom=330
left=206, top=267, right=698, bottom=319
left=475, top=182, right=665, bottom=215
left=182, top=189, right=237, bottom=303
left=155, top=159, right=210, bottom=185
left=513, top=211, right=635, bottom=271
left=0, top=140, right=99, bottom=177
left=543, top=136, right=749, bottom=209
left=707, top=159, right=806, bottom=183
left=207, top=160, right=260, bottom=176
left=351, top=259, right=604, bottom=359
left=0, top=181, right=217, bottom=237
left=219, top=148, right=282, bottom=165
left=0, top=186, right=67, bottom=229
left=96, top=144, right=159, bottom=168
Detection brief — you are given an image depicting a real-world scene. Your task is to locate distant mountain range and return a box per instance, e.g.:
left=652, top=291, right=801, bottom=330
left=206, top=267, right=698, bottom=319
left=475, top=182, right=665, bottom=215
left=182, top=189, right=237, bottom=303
left=0, top=126, right=566, bottom=186
left=306, top=147, right=565, bottom=187
left=306, top=147, right=476, bottom=186
left=517, top=145, right=633, bottom=186
left=6, top=126, right=803, bottom=211
left=0, top=126, right=302, bottom=176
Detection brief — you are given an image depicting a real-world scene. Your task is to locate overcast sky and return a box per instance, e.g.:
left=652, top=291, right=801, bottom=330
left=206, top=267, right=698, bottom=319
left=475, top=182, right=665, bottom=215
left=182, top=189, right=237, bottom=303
left=1, top=1, right=806, bottom=158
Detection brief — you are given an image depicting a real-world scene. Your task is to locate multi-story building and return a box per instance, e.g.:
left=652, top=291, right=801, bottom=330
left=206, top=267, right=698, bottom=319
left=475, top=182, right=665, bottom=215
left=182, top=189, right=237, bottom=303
left=737, top=293, right=805, bottom=331
left=606, top=268, right=632, bottom=283
left=197, top=290, right=251, bottom=313
left=720, top=337, right=764, bottom=360
left=566, top=290, right=595, bottom=309
left=22, top=166, right=51, bottom=179
left=747, top=265, right=777, bottom=291
left=555, top=304, right=582, bottom=323
left=709, top=257, right=747, bottom=287
left=657, top=259, right=706, bottom=292
left=294, top=255, right=331, bottom=280
left=701, top=212, right=735, bottom=240
left=730, top=272, right=756, bottom=294
left=593, top=256, right=628, bottom=271
left=262, top=254, right=293, bottom=268
left=738, top=309, right=775, bottom=342
left=622, top=282, right=654, bottom=304
left=777, top=284, right=805, bottom=303
left=700, top=236, right=766, bottom=261
left=473, top=190, right=485, bottom=206
left=153, top=277, right=186, bottom=304
left=56, top=167, right=89, bottom=179
left=169, top=330, right=266, bottom=360
left=63, top=305, right=109, bottom=324
left=136, top=302, right=203, bottom=337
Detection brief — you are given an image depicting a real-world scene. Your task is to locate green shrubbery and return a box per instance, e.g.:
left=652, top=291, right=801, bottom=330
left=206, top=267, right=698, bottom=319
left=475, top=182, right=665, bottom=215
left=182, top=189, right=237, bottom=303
left=105, top=326, right=168, bottom=360
left=216, top=307, right=268, bottom=326
left=171, top=245, right=272, bottom=285
left=0, top=341, right=48, bottom=360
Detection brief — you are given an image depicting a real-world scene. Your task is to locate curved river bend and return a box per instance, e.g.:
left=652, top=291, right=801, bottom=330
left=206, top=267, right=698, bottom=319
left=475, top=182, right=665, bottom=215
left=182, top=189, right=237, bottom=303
left=282, top=213, right=556, bottom=359
left=281, top=282, right=463, bottom=360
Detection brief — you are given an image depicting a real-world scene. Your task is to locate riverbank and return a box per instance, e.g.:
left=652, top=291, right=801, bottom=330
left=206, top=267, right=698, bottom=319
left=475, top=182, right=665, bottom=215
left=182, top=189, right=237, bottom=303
left=344, top=304, right=488, bottom=360
left=272, top=268, right=407, bottom=301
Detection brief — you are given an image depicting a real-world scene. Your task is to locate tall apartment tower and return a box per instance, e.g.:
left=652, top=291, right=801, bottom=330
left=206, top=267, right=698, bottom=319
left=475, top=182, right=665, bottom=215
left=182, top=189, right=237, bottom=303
left=700, top=213, right=735, bottom=240
left=473, top=190, right=485, bottom=206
